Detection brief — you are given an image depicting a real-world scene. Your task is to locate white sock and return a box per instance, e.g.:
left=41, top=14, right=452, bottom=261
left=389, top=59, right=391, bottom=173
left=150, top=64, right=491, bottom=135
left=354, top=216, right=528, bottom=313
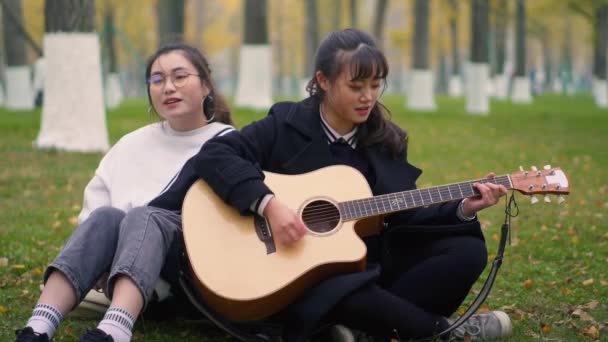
left=97, top=307, right=135, bottom=342
left=26, top=303, right=63, bottom=339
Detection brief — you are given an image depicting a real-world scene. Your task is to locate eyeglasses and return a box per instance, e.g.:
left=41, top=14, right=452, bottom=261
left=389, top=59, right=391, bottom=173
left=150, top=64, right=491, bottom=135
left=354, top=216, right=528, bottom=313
left=147, top=70, right=199, bottom=89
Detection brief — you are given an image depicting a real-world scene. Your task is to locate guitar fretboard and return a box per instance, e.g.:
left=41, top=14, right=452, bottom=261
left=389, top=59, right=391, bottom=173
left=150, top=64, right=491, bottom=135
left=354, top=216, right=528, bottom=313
left=338, top=175, right=512, bottom=221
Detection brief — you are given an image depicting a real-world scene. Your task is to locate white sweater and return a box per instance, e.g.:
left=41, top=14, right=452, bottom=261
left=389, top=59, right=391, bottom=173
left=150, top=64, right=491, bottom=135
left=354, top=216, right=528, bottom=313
left=78, top=121, right=234, bottom=223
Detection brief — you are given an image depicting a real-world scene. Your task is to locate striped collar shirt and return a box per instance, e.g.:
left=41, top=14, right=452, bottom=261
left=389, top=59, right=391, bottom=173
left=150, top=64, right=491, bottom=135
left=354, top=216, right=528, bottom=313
left=319, top=110, right=358, bottom=148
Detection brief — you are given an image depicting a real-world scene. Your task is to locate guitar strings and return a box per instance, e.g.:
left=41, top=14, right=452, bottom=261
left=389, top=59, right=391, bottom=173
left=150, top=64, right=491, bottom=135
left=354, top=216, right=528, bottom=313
left=291, top=176, right=513, bottom=225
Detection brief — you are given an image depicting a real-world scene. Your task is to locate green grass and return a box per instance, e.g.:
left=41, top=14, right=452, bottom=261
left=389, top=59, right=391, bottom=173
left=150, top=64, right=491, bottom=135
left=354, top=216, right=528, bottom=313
left=1, top=95, right=607, bottom=341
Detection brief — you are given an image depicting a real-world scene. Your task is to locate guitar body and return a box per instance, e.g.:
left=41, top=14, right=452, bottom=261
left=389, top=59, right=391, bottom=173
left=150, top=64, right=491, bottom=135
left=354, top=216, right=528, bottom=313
left=182, top=164, right=570, bottom=322
left=182, top=165, right=380, bottom=322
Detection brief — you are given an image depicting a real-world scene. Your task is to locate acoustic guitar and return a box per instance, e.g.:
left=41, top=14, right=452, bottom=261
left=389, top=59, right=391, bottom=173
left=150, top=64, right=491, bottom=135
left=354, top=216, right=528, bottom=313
left=181, top=165, right=569, bottom=321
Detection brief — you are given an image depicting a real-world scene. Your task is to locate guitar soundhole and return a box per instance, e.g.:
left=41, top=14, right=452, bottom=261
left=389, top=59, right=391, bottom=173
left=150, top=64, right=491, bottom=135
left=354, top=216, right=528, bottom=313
left=301, top=200, right=341, bottom=234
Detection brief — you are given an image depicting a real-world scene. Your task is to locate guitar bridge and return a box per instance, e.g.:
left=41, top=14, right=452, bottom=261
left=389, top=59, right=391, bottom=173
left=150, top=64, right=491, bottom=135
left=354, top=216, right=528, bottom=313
left=254, top=215, right=276, bottom=254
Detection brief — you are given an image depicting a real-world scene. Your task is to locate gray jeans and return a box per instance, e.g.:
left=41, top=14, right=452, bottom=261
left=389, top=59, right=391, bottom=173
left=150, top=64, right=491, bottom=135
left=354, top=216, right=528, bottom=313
left=44, top=206, right=183, bottom=308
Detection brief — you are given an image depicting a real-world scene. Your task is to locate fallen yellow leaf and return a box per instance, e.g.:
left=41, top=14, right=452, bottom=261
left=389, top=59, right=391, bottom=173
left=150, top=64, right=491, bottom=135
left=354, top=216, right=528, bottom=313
left=584, top=326, right=599, bottom=338
left=582, top=300, right=599, bottom=310
left=582, top=278, right=594, bottom=286
left=523, top=279, right=534, bottom=289
left=0, top=305, right=7, bottom=314
left=11, top=264, right=25, bottom=270
left=572, top=308, right=595, bottom=322
left=541, top=323, right=552, bottom=334
left=69, top=216, right=78, bottom=225
left=0, top=257, right=8, bottom=267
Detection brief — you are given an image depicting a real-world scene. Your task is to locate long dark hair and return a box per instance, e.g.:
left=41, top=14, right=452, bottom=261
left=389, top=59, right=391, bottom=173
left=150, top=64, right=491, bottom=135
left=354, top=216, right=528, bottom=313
left=306, top=29, right=407, bottom=158
left=145, top=43, right=233, bottom=125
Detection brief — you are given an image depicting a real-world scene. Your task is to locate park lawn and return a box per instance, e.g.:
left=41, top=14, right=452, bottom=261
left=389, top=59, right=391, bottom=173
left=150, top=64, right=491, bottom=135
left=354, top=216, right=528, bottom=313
left=1, top=95, right=606, bottom=341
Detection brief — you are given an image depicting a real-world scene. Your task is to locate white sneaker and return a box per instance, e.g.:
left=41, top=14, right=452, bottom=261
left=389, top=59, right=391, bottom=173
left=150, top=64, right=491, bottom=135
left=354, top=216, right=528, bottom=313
left=449, top=310, right=512, bottom=341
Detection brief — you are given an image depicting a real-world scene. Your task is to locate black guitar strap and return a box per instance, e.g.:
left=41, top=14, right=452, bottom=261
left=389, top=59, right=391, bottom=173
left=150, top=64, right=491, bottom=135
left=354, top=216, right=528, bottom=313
left=400, top=192, right=518, bottom=342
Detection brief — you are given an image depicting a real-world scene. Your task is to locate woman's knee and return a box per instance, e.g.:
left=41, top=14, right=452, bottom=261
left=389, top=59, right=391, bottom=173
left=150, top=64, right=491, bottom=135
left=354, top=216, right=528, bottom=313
left=119, top=206, right=181, bottom=241
left=88, top=206, right=127, bottom=225
left=451, top=236, right=488, bottom=277
left=67, top=206, right=125, bottom=243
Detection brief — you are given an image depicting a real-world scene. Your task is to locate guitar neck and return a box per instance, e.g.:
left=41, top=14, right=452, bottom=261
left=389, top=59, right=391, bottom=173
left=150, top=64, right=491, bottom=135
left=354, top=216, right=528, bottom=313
left=338, top=175, right=512, bottom=221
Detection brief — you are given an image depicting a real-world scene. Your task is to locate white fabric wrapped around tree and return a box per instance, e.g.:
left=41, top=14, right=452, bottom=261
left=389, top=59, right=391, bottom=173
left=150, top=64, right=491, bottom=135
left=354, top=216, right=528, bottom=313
left=448, top=75, right=463, bottom=97
left=5, top=66, right=34, bottom=110
left=493, top=74, right=509, bottom=99
left=0, top=82, right=5, bottom=106
left=235, top=45, right=273, bottom=109
left=35, top=33, right=109, bottom=152
left=465, top=62, right=489, bottom=115
left=407, top=69, right=436, bottom=111
left=592, top=78, right=608, bottom=108
left=511, top=76, right=532, bottom=104
left=105, top=72, right=124, bottom=109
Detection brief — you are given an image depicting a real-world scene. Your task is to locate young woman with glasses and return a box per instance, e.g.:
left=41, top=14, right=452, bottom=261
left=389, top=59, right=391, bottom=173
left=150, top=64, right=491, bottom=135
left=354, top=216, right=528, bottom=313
left=15, top=43, right=234, bottom=342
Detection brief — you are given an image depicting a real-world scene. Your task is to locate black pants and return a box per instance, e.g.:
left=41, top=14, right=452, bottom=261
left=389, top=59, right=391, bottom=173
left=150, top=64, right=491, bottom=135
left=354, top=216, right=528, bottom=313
left=327, top=234, right=488, bottom=340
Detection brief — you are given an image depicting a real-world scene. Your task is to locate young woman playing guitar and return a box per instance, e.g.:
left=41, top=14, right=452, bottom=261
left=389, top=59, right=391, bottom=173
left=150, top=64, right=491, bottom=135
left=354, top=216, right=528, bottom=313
left=151, top=29, right=512, bottom=341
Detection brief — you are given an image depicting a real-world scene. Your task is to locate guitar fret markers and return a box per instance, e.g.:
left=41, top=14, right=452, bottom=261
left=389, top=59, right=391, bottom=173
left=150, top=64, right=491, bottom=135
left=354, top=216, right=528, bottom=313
left=340, top=175, right=512, bottom=221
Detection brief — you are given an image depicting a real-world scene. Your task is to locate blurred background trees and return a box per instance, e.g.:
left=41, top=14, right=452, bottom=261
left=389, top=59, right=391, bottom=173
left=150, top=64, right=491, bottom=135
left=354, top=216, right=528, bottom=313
left=0, top=0, right=606, bottom=123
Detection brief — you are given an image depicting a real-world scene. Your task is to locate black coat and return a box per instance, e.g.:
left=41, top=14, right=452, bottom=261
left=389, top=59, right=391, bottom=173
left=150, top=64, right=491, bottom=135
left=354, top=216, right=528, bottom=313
left=149, top=97, right=483, bottom=341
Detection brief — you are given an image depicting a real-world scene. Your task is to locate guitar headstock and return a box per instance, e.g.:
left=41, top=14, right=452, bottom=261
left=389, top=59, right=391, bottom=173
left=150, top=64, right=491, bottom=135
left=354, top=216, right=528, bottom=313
left=510, top=165, right=570, bottom=204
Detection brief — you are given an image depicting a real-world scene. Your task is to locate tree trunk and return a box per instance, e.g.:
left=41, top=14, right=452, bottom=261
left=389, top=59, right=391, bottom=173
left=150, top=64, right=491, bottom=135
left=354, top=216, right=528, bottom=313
left=467, top=0, right=490, bottom=114
left=541, top=30, right=553, bottom=93
left=304, top=0, right=319, bottom=76
left=45, top=0, right=95, bottom=32
left=103, top=10, right=117, bottom=74
left=514, top=0, right=526, bottom=78
left=494, top=0, right=507, bottom=74
left=448, top=0, right=459, bottom=75
left=492, top=0, right=508, bottom=99
left=593, top=5, right=608, bottom=80
left=35, top=0, right=109, bottom=152
left=244, top=0, right=268, bottom=44
left=302, top=0, right=319, bottom=98
left=593, top=5, right=608, bottom=107
left=104, top=7, right=123, bottom=109
left=194, top=0, right=206, bottom=50
left=157, top=0, right=184, bottom=44
left=512, top=0, right=531, bottom=103
left=333, top=0, right=341, bottom=30
left=448, top=0, right=462, bottom=96
left=2, top=0, right=33, bottom=109
left=3, top=0, right=27, bottom=66
left=412, top=0, right=429, bottom=69
left=560, top=13, right=573, bottom=94
left=350, top=0, right=358, bottom=28
left=470, top=0, right=489, bottom=64
left=235, top=0, right=272, bottom=109
left=372, top=0, right=388, bottom=47
left=408, top=0, right=435, bottom=111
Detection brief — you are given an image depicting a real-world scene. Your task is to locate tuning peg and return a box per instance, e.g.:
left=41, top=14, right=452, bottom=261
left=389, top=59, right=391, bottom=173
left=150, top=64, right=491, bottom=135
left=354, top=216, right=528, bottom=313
left=544, top=195, right=551, bottom=203
left=531, top=166, right=538, bottom=171
left=519, top=166, right=524, bottom=171
left=556, top=195, right=565, bottom=204
left=530, top=196, right=539, bottom=204
left=543, top=165, right=551, bottom=170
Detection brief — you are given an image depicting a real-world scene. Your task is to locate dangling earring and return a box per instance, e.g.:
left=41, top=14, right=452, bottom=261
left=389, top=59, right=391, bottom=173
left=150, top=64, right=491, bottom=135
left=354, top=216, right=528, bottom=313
left=201, top=95, right=216, bottom=123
